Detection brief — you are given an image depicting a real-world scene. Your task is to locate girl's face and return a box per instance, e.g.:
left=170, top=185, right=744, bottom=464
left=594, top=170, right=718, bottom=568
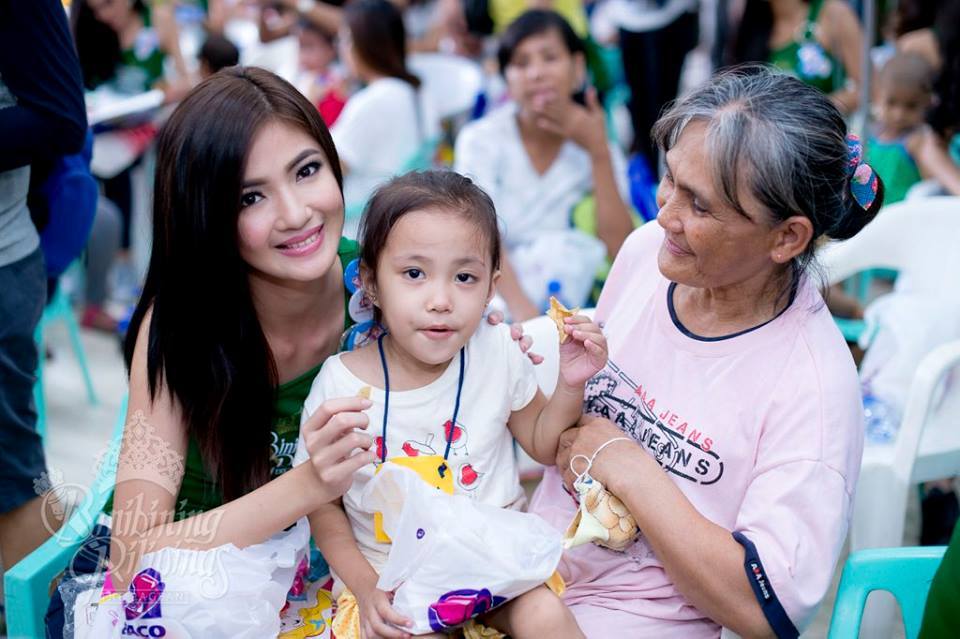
left=875, top=79, right=931, bottom=135
left=237, top=120, right=344, bottom=287
left=655, top=121, right=786, bottom=292
left=298, top=28, right=336, bottom=73
left=504, top=29, right=584, bottom=114
left=362, top=209, right=499, bottom=368
left=87, top=0, right=134, bottom=32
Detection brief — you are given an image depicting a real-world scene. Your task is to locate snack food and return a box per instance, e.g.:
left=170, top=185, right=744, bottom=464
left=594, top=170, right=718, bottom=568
left=357, top=386, right=371, bottom=400
left=546, top=296, right=579, bottom=344
left=564, top=475, right=639, bottom=551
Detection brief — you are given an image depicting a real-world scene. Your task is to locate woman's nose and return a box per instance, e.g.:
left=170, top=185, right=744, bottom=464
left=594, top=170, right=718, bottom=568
left=276, top=187, right=310, bottom=230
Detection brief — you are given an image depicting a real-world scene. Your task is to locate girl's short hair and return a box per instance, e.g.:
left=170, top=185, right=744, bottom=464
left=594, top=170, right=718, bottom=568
left=497, top=9, right=585, bottom=75
left=124, top=67, right=342, bottom=502
left=359, top=170, right=501, bottom=287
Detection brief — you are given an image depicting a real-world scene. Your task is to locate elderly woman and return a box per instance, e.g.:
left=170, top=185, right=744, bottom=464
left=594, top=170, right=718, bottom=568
left=528, top=67, right=884, bottom=638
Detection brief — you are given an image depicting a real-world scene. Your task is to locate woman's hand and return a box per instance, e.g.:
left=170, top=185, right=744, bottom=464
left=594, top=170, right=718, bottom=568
left=531, top=87, right=608, bottom=157
left=357, top=586, right=413, bottom=639
left=556, top=417, right=637, bottom=492
left=558, top=315, right=607, bottom=388
left=301, top=397, right=377, bottom=503
left=487, top=309, right=544, bottom=365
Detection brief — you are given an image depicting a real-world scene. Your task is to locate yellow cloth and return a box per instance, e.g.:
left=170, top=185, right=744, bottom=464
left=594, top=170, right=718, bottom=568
left=490, top=0, right=588, bottom=36
left=332, top=573, right=565, bottom=638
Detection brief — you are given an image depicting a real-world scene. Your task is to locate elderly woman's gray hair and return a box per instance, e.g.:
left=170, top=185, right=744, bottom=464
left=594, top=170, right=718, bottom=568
left=653, top=66, right=883, bottom=292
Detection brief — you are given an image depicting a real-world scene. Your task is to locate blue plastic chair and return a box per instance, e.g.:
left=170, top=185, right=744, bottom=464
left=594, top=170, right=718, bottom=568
left=4, top=395, right=126, bottom=638
left=827, top=546, right=946, bottom=639
left=34, top=280, right=100, bottom=439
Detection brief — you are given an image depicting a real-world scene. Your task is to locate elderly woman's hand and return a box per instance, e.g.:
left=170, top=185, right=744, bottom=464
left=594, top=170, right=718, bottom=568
left=556, top=417, right=638, bottom=493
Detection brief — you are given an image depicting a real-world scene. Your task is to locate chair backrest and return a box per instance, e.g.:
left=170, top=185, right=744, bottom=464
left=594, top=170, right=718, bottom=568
left=820, top=196, right=960, bottom=293
left=827, top=546, right=946, bottom=639
left=407, top=53, right=484, bottom=120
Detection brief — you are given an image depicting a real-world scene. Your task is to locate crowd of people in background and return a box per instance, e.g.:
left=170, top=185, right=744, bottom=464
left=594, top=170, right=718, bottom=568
left=3, top=0, right=960, bottom=635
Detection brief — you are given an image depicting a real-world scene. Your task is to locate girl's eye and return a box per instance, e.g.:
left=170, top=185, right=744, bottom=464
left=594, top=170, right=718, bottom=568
left=240, top=191, right=263, bottom=208
left=296, top=161, right=321, bottom=180
left=456, top=273, right=477, bottom=283
left=404, top=268, right=424, bottom=280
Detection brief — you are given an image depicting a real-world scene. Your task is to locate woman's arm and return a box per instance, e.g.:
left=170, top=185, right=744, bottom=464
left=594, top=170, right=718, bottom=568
left=153, top=3, right=192, bottom=101
left=822, top=0, right=863, bottom=113
left=556, top=419, right=775, bottom=639
left=909, top=127, right=960, bottom=196
left=535, top=89, right=634, bottom=257
left=110, top=312, right=373, bottom=591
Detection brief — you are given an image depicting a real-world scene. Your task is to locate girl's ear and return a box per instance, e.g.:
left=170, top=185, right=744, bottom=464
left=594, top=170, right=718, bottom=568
left=359, top=261, right=378, bottom=302
left=487, top=270, right=501, bottom=306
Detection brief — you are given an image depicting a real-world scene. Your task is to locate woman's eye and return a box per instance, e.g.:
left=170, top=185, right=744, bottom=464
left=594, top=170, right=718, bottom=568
left=404, top=268, right=424, bottom=280
left=692, top=200, right=709, bottom=215
left=240, top=191, right=263, bottom=208
left=296, top=161, right=321, bottom=180
left=456, top=273, right=477, bottom=283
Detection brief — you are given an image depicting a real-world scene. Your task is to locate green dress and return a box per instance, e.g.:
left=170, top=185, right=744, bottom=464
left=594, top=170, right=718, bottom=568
left=918, top=523, right=960, bottom=638
left=769, top=0, right=844, bottom=96
left=113, top=6, right=167, bottom=94
left=865, top=134, right=922, bottom=205
left=106, top=237, right=363, bottom=520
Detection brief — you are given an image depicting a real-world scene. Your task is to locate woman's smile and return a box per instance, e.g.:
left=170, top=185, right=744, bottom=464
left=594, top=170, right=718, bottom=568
left=276, top=224, right=325, bottom=257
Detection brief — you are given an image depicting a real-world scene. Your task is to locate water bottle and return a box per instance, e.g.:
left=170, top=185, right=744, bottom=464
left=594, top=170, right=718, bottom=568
left=542, top=279, right=567, bottom=313
left=862, top=390, right=901, bottom=444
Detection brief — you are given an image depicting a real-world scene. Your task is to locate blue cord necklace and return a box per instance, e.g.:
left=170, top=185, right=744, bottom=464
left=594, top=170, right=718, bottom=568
left=377, top=333, right=466, bottom=478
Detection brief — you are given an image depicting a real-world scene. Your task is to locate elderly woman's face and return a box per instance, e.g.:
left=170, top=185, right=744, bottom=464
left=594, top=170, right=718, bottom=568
left=655, top=122, right=780, bottom=291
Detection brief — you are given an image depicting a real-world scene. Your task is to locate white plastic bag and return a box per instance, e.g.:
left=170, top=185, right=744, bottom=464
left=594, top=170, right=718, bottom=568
left=361, top=465, right=562, bottom=635
left=75, top=517, right=311, bottom=638
left=510, top=230, right=606, bottom=311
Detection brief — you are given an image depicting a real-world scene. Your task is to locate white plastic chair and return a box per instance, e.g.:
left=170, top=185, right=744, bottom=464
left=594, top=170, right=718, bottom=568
left=407, top=53, right=483, bottom=121
left=820, top=196, right=960, bottom=552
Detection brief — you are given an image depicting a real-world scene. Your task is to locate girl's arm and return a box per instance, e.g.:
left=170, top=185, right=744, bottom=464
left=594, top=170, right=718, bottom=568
left=555, top=420, right=776, bottom=638
left=110, top=312, right=373, bottom=591
left=509, top=316, right=607, bottom=464
left=308, top=502, right=413, bottom=638
left=822, top=0, right=863, bottom=113
left=910, top=128, right=960, bottom=196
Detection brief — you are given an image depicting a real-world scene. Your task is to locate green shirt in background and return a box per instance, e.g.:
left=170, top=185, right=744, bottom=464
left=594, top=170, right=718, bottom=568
left=919, top=524, right=960, bottom=639
left=768, top=0, right=844, bottom=96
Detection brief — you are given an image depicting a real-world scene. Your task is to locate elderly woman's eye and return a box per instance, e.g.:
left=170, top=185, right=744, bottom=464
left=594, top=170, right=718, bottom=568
left=692, top=199, right=709, bottom=215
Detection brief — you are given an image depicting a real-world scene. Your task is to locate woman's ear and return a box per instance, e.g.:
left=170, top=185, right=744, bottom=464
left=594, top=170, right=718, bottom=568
left=770, top=215, right=815, bottom=264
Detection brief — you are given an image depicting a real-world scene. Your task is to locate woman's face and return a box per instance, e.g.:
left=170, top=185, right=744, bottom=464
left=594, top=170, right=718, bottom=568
left=299, top=28, right=336, bottom=74
left=504, top=29, right=584, bottom=113
left=655, top=121, right=783, bottom=292
left=87, top=0, right=133, bottom=32
left=237, top=120, right=344, bottom=286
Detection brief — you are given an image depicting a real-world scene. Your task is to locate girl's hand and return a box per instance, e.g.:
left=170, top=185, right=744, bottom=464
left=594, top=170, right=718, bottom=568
left=531, top=87, right=608, bottom=156
left=302, top=397, right=377, bottom=503
left=357, top=587, right=413, bottom=639
left=487, top=310, right=544, bottom=365
left=558, top=315, right=607, bottom=388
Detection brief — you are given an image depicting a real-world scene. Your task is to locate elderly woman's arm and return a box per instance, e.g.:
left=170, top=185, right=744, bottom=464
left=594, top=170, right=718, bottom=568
left=557, top=419, right=776, bottom=639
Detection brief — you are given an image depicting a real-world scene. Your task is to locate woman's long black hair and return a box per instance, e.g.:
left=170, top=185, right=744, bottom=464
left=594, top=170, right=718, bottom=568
left=71, top=0, right=148, bottom=89
left=344, top=0, right=420, bottom=88
left=124, top=67, right=344, bottom=502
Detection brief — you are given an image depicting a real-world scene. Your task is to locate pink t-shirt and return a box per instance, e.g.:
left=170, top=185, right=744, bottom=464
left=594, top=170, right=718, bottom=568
left=529, top=222, right=864, bottom=638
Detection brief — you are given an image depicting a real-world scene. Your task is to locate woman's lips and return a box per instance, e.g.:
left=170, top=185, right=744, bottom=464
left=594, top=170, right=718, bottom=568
left=277, top=225, right=324, bottom=257
left=664, top=236, right=692, bottom=257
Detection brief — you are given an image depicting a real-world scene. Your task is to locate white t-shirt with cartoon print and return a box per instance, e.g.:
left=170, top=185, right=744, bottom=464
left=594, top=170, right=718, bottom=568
left=294, top=322, right=539, bottom=582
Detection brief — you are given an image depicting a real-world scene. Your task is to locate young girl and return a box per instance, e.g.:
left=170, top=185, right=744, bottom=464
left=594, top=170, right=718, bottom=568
left=298, top=170, right=605, bottom=639
left=866, top=51, right=960, bottom=203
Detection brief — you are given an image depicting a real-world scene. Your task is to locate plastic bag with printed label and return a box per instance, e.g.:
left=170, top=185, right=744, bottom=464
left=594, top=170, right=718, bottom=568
left=361, top=464, right=563, bottom=635
left=73, top=516, right=311, bottom=638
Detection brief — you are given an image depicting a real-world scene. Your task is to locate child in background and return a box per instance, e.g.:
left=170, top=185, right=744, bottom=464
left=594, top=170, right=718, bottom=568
left=198, top=34, right=239, bottom=78
left=297, top=170, right=602, bottom=639
left=868, top=52, right=960, bottom=203
left=296, top=19, right=347, bottom=125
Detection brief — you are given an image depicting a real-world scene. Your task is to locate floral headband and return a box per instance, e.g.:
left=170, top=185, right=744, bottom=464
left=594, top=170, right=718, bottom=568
left=845, top=134, right=879, bottom=211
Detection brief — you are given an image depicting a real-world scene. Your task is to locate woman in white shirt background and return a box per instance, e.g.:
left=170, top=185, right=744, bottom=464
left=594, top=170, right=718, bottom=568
left=332, top=0, right=439, bottom=238
left=455, top=10, right=634, bottom=321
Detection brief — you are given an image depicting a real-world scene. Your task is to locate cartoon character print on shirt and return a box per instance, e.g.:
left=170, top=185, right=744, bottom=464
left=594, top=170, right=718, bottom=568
left=455, top=463, right=483, bottom=491
left=401, top=433, right=438, bottom=457
left=584, top=361, right=724, bottom=486
left=441, top=419, right=469, bottom=456
left=270, top=414, right=301, bottom=477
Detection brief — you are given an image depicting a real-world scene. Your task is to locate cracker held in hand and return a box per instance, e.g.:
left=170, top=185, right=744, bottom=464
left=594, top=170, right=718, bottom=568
left=357, top=386, right=372, bottom=400
left=546, top=296, right=579, bottom=344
